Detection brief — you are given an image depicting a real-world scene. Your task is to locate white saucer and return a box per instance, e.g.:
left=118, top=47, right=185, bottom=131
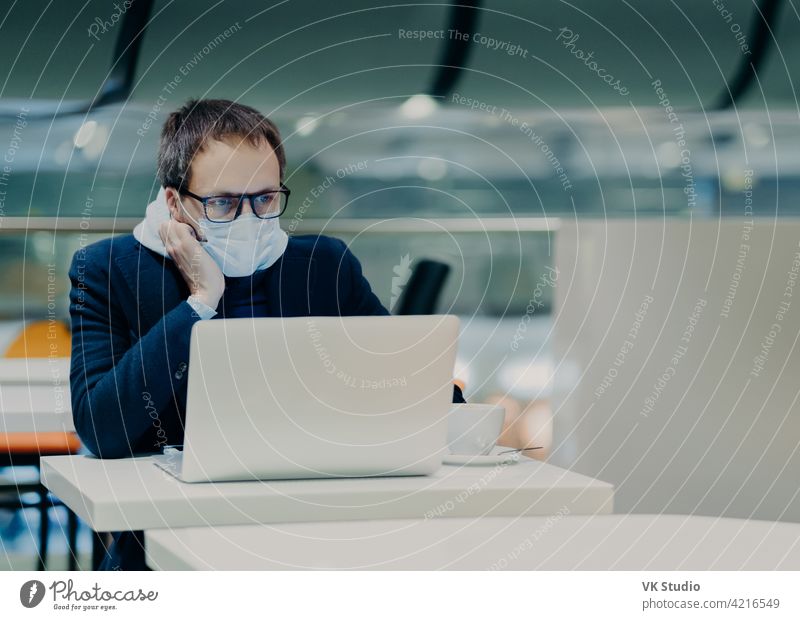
left=443, top=452, right=521, bottom=466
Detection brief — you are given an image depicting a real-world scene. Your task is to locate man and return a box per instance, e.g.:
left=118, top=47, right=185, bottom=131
left=68, top=98, right=465, bottom=570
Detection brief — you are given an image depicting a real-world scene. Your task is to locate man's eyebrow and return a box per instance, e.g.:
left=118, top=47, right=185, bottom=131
left=207, top=185, right=281, bottom=195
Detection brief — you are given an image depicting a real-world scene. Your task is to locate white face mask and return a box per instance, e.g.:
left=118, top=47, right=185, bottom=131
left=197, top=212, right=289, bottom=277
left=200, top=213, right=288, bottom=278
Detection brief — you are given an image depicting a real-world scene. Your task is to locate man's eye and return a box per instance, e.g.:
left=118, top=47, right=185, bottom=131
left=207, top=197, right=235, bottom=209
left=255, top=193, right=275, bottom=205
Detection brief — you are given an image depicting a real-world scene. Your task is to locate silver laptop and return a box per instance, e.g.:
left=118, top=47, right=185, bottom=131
left=153, top=315, right=460, bottom=482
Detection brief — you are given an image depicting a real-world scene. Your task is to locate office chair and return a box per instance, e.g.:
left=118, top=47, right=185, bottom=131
left=392, top=259, right=451, bottom=315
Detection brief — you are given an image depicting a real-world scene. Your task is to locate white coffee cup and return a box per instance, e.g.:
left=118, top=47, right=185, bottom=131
left=446, top=403, right=506, bottom=456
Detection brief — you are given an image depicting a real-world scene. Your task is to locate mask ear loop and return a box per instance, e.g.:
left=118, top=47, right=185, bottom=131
left=175, top=193, right=208, bottom=243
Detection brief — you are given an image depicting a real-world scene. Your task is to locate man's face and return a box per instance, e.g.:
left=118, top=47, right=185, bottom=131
left=165, top=136, right=281, bottom=237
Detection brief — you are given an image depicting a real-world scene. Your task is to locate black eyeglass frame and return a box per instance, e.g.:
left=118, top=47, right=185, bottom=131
left=178, top=184, right=291, bottom=222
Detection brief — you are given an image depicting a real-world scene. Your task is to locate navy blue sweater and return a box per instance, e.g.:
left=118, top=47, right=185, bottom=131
left=68, top=233, right=464, bottom=569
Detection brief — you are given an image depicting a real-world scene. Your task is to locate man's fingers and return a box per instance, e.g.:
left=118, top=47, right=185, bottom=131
left=158, top=220, right=171, bottom=244
left=159, top=220, right=197, bottom=244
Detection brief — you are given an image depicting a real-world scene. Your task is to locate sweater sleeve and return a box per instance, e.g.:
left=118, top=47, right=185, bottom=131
left=68, top=246, right=201, bottom=458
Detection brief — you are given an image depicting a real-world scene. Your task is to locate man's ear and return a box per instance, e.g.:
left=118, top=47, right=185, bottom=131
left=164, top=187, right=182, bottom=221
left=163, top=185, right=205, bottom=241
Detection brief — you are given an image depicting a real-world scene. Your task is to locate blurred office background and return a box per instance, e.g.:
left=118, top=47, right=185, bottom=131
left=1, top=0, right=799, bottom=568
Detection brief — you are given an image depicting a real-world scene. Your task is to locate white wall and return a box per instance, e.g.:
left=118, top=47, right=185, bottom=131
left=551, top=218, right=800, bottom=523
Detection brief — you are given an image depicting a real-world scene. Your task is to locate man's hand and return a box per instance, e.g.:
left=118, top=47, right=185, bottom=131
left=159, top=220, right=224, bottom=309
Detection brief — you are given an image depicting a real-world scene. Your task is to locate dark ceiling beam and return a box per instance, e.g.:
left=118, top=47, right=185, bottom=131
left=0, top=0, right=155, bottom=118
left=91, top=0, right=156, bottom=109
left=428, top=0, right=482, bottom=99
left=715, top=0, right=783, bottom=109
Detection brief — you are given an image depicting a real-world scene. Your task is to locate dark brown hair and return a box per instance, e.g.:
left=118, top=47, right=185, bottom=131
left=157, top=98, right=286, bottom=189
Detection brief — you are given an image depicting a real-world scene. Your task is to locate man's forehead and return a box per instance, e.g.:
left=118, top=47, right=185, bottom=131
left=200, top=135, right=277, bottom=159
left=191, top=137, right=279, bottom=192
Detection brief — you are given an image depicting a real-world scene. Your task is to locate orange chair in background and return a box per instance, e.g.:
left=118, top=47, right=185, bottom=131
left=4, top=320, right=71, bottom=358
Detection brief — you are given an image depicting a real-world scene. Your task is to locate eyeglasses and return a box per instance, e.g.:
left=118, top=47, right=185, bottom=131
left=179, top=184, right=291, bottom=223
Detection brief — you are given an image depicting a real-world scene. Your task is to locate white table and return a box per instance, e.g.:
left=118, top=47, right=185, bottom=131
left=40, top=453, right=614, bottom=532
left=0, top=389, right=74, bottom=432
left=0, top=358, right=70, bottom=383
left=145, top=513, right=800, bottom=570
left=0, top=359, right=73, bottom=432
